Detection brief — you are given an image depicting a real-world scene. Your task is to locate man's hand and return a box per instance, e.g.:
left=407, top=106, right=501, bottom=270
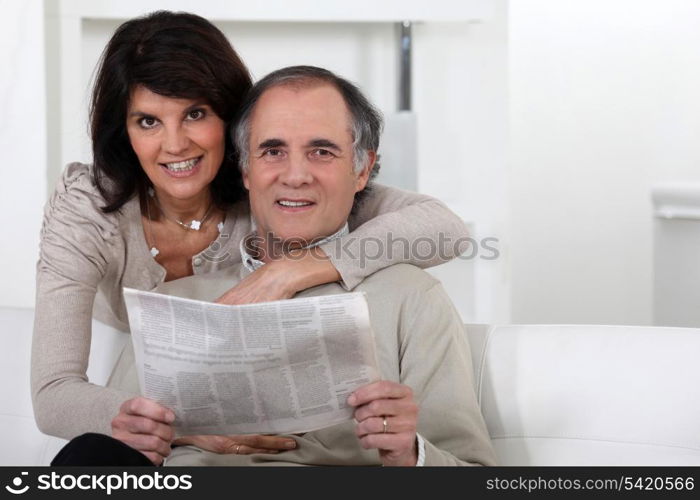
left=111, top=397, right=175, bottom=465
left=172, top=434, right=297, bottom=455
left=348, top=380, right=419, bottom=466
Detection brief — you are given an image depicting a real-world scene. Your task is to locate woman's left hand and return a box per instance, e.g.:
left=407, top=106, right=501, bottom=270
left=172, top=434, right=297, bottom=455
left=215, top=247, right=340, bottom=305
left=348, top=380, right=420, bottom=466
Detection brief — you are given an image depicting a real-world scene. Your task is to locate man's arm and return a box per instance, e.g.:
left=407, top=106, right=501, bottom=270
left=398, top=280, right=497, bottom=466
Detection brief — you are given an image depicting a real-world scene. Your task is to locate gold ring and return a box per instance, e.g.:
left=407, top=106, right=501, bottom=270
left=382, top=416, right=388, bottom=434
left=235, top=444, right=241, bottom=454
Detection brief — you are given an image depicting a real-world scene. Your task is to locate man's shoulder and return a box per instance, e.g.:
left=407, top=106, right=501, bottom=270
left=355, top=263, right=440, bottom=294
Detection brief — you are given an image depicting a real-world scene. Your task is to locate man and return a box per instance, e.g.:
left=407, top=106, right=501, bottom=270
left=123, top=66, right=496, bottom=466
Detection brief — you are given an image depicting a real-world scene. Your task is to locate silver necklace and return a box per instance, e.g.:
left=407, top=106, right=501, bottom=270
left=144, top=189, right=225, bottom=259
left=148, top=187, right=214, bottom=231
left=145, top=192, right=160, bottom=258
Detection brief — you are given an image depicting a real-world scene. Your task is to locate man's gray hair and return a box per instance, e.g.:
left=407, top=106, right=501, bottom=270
left=233, top=65, right=383, bottom=175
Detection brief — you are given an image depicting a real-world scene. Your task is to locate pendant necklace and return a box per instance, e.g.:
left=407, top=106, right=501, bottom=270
left=148, top=187, right=214, bottom=231
left=144, top=188, right=224, bottom=259
left=145, top=192, right=160, bottom=258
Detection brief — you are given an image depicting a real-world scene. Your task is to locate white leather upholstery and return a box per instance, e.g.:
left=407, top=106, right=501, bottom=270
left=2, top=307, right=128, bottom=465
left=468, top=324, right=700, bottom=465
left=3, top=307, right=699, bottom=465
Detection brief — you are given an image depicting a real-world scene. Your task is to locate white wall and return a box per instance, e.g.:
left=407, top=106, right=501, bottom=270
left=50, top=0, right=508, bottom=322
left=509, top=0, right=700, bottom=324
left=1, top=0, right=507, bottom=320
left=0, top=0, right=46, bottom=308
left=17, top=0, right=698, bottom=326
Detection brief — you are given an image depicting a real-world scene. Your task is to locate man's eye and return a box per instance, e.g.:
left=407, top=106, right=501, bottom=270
left=138, top=117, right=158, bottom=129
left=310, top=148, right=335, bottom=159
left=186, top=109, right=205, bottom=121
left=262, top=148, right=285, bottom=160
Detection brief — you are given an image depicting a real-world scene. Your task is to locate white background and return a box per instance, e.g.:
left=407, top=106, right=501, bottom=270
left=2, top=0, right=699, bottom=326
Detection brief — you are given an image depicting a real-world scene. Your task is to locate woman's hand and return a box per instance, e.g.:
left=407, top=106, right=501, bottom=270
left=216, top=247, right=340, bottom=305
left=172, top=434, right=297, bottom=455
left=111, top=397, right=175, bottom=465
left=348, top=380, right=419, bottom=466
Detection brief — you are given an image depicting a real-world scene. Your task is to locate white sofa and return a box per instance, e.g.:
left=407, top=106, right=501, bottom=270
left=4, top=306, right=700, bottom=466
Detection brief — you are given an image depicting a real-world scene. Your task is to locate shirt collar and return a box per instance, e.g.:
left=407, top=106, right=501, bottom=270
left=240, top=222, right=349, bottom=272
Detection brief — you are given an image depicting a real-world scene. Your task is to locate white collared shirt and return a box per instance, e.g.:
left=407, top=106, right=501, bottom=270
left=240, top=222, right=350, bottom=273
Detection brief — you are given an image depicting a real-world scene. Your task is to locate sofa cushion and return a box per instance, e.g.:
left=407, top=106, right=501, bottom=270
left=1, top=307, right=128, bottom=465
left=473, top=324, right=700, bottom=465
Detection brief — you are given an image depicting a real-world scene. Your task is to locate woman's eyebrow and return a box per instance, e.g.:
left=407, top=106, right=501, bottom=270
left=127, top=111, right=156, bottom=120
left=184, top=101, right=210, bottom=112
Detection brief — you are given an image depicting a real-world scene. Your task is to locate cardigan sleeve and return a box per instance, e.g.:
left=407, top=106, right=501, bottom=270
left=31, top=163, right=135, bottom=439
left=320, top=183, right=469, bottom=290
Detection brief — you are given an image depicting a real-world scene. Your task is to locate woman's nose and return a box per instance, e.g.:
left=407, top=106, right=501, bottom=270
left=162, top=126, right=190, bottom=156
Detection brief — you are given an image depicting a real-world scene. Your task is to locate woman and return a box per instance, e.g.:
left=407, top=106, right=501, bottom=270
left=32, top=11, right=469, bottom=465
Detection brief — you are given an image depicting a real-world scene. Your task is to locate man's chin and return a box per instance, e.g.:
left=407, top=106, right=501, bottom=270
left=273, top=232, right=324, bottom=248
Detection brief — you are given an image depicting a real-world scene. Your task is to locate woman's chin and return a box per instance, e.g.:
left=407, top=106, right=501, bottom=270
left=151, top=177, right=213, bottom=201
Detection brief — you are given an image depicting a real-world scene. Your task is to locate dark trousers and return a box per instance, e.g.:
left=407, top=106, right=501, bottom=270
left=51, top=433, right=155, bottom=466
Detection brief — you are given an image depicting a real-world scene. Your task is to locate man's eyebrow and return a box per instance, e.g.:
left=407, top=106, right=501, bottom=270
left=257, top=138, right=287, bottom=149
left=307, top=138, right=341, bottom=151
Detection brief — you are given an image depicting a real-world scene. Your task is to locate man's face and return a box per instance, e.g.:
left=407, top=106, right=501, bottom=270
left=243, top=83, right=372, bottom=252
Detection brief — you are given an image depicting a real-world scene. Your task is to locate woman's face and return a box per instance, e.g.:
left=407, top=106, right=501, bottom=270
left=126, top=85, right=226, bottom=203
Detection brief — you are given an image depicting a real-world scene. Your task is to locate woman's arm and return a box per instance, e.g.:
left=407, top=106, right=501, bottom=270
left=216, top=184, right=467, bottom=304
left=31, top=164, right=134, bottom=439
left=326, top=183, right=468, bottom=290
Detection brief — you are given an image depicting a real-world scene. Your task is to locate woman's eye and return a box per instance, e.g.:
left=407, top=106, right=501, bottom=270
left=186, top=109, right=205, bottom=121
left=139, top=117, right=158, bottom=129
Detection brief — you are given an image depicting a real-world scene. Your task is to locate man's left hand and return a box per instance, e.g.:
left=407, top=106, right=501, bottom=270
left=348, top=380, right=419, bottom=466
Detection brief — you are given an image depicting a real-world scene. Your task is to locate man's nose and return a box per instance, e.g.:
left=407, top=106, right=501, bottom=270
left=162, top=125, right=190, bottom=156
left=279, top=154, right=313, bottom=187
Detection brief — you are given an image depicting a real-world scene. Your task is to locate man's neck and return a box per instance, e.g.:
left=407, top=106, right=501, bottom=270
left=240, top=223, right=349, bottom=272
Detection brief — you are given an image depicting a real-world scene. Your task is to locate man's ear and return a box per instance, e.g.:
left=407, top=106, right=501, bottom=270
left=242, top=167, right=250, bottom=190
left=354, top=151, right=376, bottom=192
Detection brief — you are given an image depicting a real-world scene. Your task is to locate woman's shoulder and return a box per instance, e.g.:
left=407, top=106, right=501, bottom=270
left=53, top=162, right=102, bottom=198
left=44, top=162, right=121, bottom=239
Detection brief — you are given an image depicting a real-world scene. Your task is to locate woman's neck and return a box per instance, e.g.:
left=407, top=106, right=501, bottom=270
left=153, top=188, right=212, bottom=221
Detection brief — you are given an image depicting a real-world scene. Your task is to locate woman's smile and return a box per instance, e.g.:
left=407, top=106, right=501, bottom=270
left=160, top=156, right=203, bottom=177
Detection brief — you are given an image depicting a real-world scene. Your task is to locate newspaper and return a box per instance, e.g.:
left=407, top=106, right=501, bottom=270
left=122, top=288, right=380, bottom=436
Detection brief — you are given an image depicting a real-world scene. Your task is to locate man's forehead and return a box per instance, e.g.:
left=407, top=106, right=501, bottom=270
left=249, top=82, right=353, bottom=141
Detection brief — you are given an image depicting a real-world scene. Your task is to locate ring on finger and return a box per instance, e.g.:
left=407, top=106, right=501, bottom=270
left=382, top=416, right=389, bottom=434
left=235, top=444, right=241, bottom=454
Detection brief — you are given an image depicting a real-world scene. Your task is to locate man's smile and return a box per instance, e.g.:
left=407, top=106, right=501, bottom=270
left=276, top=198, right=316, bottom=212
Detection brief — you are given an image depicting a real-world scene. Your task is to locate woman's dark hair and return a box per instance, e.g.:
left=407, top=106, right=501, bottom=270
left=90, top=10, right=252, bottom=212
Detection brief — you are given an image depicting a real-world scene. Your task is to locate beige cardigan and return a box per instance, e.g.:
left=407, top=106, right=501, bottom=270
left=31, top=163, right=469, bottom=439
